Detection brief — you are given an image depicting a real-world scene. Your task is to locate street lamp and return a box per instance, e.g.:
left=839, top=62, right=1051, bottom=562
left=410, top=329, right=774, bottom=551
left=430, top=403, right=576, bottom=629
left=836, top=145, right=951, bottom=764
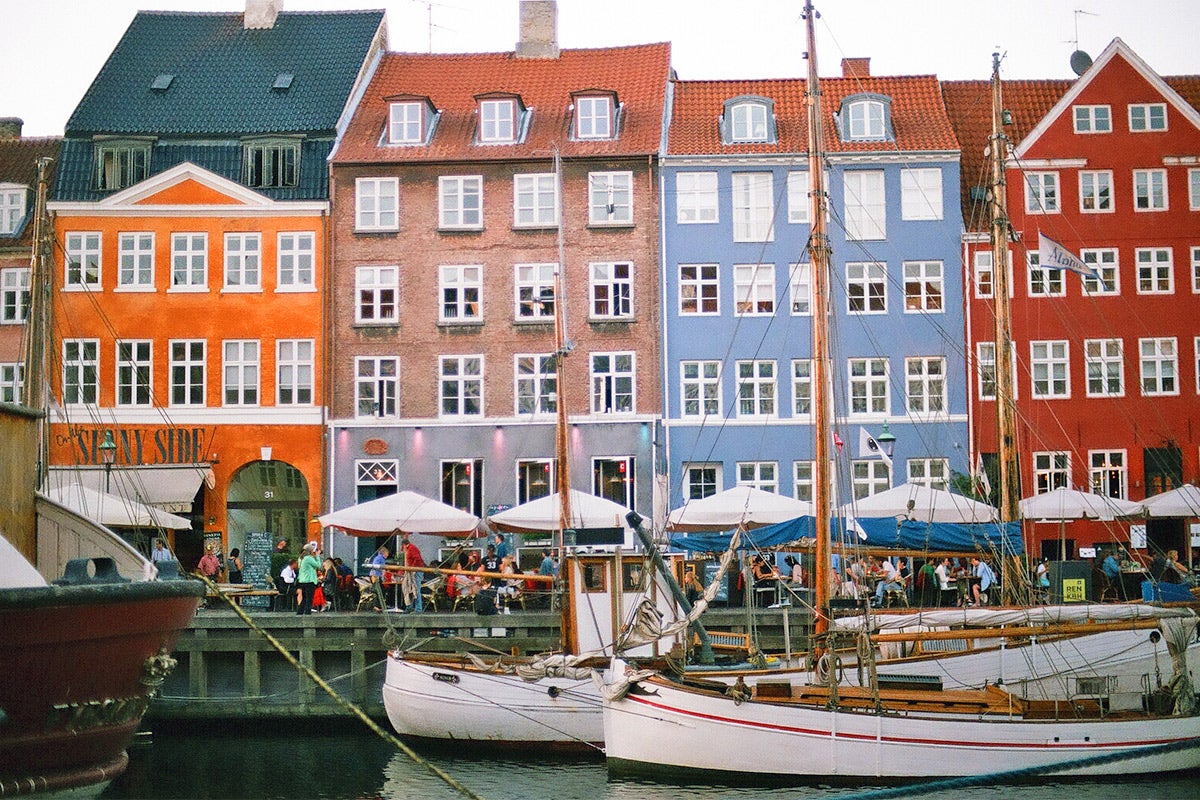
left=98, top=429, right=117, bottom=493
left=875, top=422, right=897, bottom=458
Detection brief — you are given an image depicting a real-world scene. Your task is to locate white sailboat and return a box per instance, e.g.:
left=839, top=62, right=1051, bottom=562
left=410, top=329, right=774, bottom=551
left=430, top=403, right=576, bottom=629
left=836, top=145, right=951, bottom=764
left=601, top=3, right=1200, bottom=779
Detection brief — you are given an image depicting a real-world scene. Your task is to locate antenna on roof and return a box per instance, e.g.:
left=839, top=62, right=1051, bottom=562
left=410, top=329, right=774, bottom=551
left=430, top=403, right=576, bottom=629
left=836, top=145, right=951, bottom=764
left=1069, top=8, right=1098, bottom=76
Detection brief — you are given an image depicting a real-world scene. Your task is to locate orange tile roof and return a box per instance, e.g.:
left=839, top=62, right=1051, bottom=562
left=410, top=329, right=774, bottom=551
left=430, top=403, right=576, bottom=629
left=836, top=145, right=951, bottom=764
left=666, top=75, right=959, bottom=156
left=335, top=43, right=672, bottom=164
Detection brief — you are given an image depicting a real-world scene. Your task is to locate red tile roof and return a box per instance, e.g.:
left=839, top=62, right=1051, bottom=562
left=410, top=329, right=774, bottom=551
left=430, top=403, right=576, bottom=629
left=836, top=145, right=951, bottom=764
left=0, top=136, right=59, bottom=248
left=666, top=75, right=959, bottom=156
left=335, top=43, right=672, bottom=164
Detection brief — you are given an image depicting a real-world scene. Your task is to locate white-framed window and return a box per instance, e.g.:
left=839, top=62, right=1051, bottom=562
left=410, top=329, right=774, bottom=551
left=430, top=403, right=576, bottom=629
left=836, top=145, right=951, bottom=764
left=95, top=140, right=150, bottom=191
left=590, top=262, right=632, bottom=319
left=223, top=232, right=261, bottom=291
left=517, top=459, right=556, bottom=503
left=440, top=355, right=483, bottom=416
left=168, top=339, right=206, bottom=407
left=793, top=461, right=815, bottom=502
left=976, top=341, right=997, bottom=401
left=732, top=172, right=774, bottom=242
left=1033, top=451, right=1070, bottom=494
left=789, top=263, right=812, bottom=315
left=0, top=363, right=23, bottom=403
left=1081, top=248, right=1120, bottom=295
left=1193, top=247, right=1200, bottom=294
left=170, top=233, right=207, bottom=289
left=0, top=185, right=26, bottom=234
left=355, top=177, right=399, bottom=231
left=903, top=260, right=943, bottom=312
left=594, top=457, right=634, bottom=508
left=440, top=264, right=482, bottom=323
left=357, top=460, right=399, bottom=494
left=974, top=250, right=994, bottom=298
left=791, top=358, right=812, bottom=417
left=679, top=263, right=719, bottom=315
left=115, top=340, right=152, bottom=407
left=681, top=360, right=721, bottom=419
left=1140, top=337, right=1178, bottom=396
left=1031, top=340, right=1070, bottom=399
left=1129, top=103, right=1167, bottom=132
left=847, top=261, right=887, bottom=314
left=1133, top=169, right=1167, bottom=211
left=1, top=267, right=30, bottom=323
left=787, top=171, right=809, bottom=224
left=676, top=172, right=718, bottom=223
left=242, top=139, right=299, bottom=189
left=355, top=356, right=398, bottom=418
left=1073, top=105, right=1112, bottom=133
left=736, top=359, right=776, bottom=418
left=513, top=173, right=558, bottom=227
left=388, top=101, right=424, bottom=144
left=1079, top=170, right=1113, bottom=213
left=117, top=232, right=154, bottom=289
left=847, top=99, right=885, bottom=140
left=900, top=168, right=942, bottom=220
left=355, top=265, right=399, bottom=323
left=852, top=460, right=891, bottom=498
left=575, top=95, right=613, bottom=140
left=479, top=98, right=516, bottom=143
left=515, top=354, right=557, bottom=416
left=737, top=461, right=777, bottom=492
left=591, top=352, right=635, bottom=414
left=908, top=458, right=950, bottom=490
left=222, top=340, right=259, bottom=406
left=1190, top=169, right=1200, bottom=210
left=1084, top=338, right=1124, bottom=397
left=684, top=463, right=721, bottom=501
left=1135, top=248, right=1173, bottom=294
left=905, top=356, right=946, bottom=416
left=1027, top=251, right=1064, bottom=297
left=277, top=231, right=315, bottom=290
left=65, top=232, right=101, bottom=289
left=1025, top=172, right=1059, bottom=213
left=849, top=357, right=889, bottom=416
left=1090, top=450, right=1128, bottom=499
left=730, top=101, right=769, bottom=142
left=589, top=171, right=633, bottom=225
left=276, top=339, right=313, bottom=405
left=62, top=339, right=99, bottom=405
left=733, top=263, right=774, bottom=315
left=438, top=175, right=483, bottom=229
left=515, top=263, right=556, bottom=320
left=843, top=170, right=886, bottom=239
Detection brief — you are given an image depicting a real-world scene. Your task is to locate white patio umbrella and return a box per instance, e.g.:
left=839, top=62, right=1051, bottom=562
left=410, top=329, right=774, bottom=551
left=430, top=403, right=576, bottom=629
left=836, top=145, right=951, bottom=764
left=488, top=489, right=632, bottom=534
left=319, top=490, right=481, bottom=537
left=1141, top=484, right=1200, bottom=518
left=841, top=482, right=998, bottom=524
left=1018, top=486, right=1143, bottom=521
left=44, top=482, right=192, bottom=529
left=668, top=485, right=815, bottom=532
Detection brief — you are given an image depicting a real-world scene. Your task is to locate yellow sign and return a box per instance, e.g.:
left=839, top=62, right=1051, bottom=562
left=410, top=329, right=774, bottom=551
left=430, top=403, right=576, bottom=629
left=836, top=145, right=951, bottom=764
left=1062, top=578, right=1086, bottom=603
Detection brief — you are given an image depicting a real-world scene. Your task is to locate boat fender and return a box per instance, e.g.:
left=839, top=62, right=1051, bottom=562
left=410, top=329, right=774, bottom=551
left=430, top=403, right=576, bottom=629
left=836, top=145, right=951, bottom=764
left=547, top=686, right=561, bottom=698
left=1149, top=630, right=1162, bottom=645
left=53, top=557, right=131, bottom=586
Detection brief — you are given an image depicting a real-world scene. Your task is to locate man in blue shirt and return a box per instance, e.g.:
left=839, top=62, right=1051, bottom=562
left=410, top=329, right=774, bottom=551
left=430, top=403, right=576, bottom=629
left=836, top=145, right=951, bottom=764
left=493, top=532, right=510, bottom=560
left=1101, top=551, right=1121, bottom=582
left=369, top=546, right=389, bottom=580
left=970, top=557, right=997, bottom=606
left=538, top=548, right=557, bottom=577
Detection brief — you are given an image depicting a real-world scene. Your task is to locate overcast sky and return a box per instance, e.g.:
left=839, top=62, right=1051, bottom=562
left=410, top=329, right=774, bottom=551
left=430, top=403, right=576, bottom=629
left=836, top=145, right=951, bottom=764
left=2, top=0, right=1197, bottom=137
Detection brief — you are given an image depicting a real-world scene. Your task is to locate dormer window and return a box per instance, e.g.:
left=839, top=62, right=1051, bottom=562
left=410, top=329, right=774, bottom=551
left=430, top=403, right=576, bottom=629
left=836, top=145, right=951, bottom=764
left=480, top=98, right=517, bottom=144
left=573, top=92, right=617, bottom=140
left=243, top=138, right=299, bottom=188
left=839, top=95, right=893, bottom=142
left=0, top=184, right=27, bottom=236
left=720, top=96, right=776, bottom=145
left=387, top=97, right=438, bottom=145
left=94, top=139, right=152, bottom=191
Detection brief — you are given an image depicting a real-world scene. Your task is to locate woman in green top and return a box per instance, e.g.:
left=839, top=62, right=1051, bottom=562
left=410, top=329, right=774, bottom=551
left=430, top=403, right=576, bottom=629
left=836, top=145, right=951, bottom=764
left=296, top=541, right=322, bottom=615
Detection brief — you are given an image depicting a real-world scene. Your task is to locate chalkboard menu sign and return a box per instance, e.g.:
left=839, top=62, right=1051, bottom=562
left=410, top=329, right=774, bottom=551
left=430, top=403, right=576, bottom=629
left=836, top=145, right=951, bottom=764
left=242, top=530, right=275, bottom=610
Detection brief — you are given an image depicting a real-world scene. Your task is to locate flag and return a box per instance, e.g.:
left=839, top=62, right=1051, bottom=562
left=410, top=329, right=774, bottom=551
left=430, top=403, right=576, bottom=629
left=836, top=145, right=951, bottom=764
left=974, top=453, right=992, bottom=499
left=1038, top=232, right=1100, bottom=279
left=858, top=426, right=893, bottom=469
left=833, top=432, right=844, bottom=453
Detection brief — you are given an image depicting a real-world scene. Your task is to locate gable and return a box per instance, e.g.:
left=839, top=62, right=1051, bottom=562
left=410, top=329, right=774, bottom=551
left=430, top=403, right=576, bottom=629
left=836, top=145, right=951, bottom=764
left=134, top=178, right=244, bottom=206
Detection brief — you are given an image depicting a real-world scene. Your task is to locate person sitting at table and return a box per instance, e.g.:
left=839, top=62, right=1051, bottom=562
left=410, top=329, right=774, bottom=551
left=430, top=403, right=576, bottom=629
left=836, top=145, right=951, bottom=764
left=934, top=557, right=954, bottom=607
left=751, top=555, right=779, bottom=606
left=1160, top=550, right=1188, bottom=584
left=872, top=557, right=904, bottom=607
left=970, top=556, right=997, bottom=606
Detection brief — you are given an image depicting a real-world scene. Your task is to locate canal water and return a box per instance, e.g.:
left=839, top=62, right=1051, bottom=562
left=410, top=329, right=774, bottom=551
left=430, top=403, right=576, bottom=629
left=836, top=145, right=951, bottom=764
left=102, top=726, right=1197, bottom=800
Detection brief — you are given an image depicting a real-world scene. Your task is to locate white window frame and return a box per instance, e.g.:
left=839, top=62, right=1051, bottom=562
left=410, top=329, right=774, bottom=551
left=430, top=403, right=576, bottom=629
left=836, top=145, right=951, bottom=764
left=594, top=457, right=634, bottom=508
left=976, top=341, right=997, bottom=401
left=355, top=177, right=399, bottom=231
left=517, top=459, right=556, bottom=503
left=793, top=461, right=815, bottom=502
left=168, top=339, right=206, bottom=407
left=0, top=185, right=25, bottom=235
left=847, top=100, right=885, bottom=140
left=680, top=360, right=721, bottom=419
left=787, top=170, right=810, bottom=224
left=1190, top=169, right=1200, bottom=211
left=0, top=363, right=23, bottom=403
left=1135, top=248, right=1173, bottom=294
left=974, top=250, right=994, bottom=299
left=515, top=354, right=557, bottom=416
left=388, top=101, right=424, bottom=144
left=479, top=98, right=516, bottom=143
left=355, top=356, right=398, bottom=418
left=900, top=168, right=943, bottom=220
left=65, top=232, right=102, bottom=290
left=276, top=339, right=314, bottom=405
left=737, top=461, right=778, bottom=492
left=676, top=172, right=718, bottom=224
left=590, top=352, right=635, bottom=414
left=791, top=358, right=812, bottom=418
left=1090, top=450, right=1128, bottom=499
left=62, top=340, right=99, bottom=405
left=1133, top=169, right=1167, bottom=211
left=1129, top=103, right=1167, bottom=132
left=789, top=262, right=812, bottom=315
left=849, top=357, right=889, bottom=416
left=1079, top=170, right=1114, bottom=213
left=357, top=460, right=399, bottom=493
left=1, top=267, right=30, bottom=324
left=95, top=141, right=150, bottom=191
left=1033, top=451, right=1070, bottom=494
left=222, top=339, right=259, bottom=407
left=1193, top=246, right=1200, bottom=294
left=1084, top=338, right=1124, bottom=398
left=515, top=263, right=557, bottom=320
left=242, top=138, right=299, bottom=189
left=732, top=172, right=774, bottom=242
left=733, top=263, right=775, bottom=316
left=355, top=265, right=399, bottom=324
left=170, top=232, right=207, bottom=290
left=903, top=260, right=943, bottom=312
left=588, top=171, right=633, bottom=225
left=905, top=356, right=947, bottom=417
left=852, top=460, right=891, bottom=498
left=115, top=339, right=152, bottom=407
left=1030, top=340, right=1070, bottom=399
left=117, top=232, right=154, bottom=290
left=1139, top=337, right=1178, bottom=396
left=438, top=175, right=483, bottom=230
left=513, top=173, right=558, bottom=228
left=679, top=263, right=719, bottom=315
left=1027, top=251, right=1064, bottom=297
left=844, top=170, right=886, bottom=240
left=590, top=261, right=633, bottom=319
left=1073, top=105, right=1112, bottom=133
left=439, top=264, right=482, bottom=323
left=277, top=231, right=315, bottom=291
left=730, top=101, right=769, bottom=142
left=846, top=261, right=887, bottom=314
left=1081, top=248, right=1120, bottom=296
left=575, top=95, right=613, bottom=140
left=684, top=463, right=722, bottom=501
left=1024, top=172, right=1060, bottom=214
left=223, top=232, right=261, bottom=291
left=735, top=359, right=776, bottom=419
left=439, top=355, right=483, bottom=417
left=908, top=458, right=950, bottom=491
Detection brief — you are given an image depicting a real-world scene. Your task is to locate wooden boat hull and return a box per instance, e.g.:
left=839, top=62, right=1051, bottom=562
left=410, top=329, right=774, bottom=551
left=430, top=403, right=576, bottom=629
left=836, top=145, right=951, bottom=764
left=0, top=580, right=203, bottom=796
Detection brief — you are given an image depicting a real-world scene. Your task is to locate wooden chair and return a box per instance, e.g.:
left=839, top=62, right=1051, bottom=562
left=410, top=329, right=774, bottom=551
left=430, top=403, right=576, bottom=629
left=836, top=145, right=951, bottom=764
left=420, top=575, right=444, bottom=612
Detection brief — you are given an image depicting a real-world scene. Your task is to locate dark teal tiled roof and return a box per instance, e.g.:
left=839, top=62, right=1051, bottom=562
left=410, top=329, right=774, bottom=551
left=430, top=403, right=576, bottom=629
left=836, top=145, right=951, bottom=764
left=65, top=10, right=385, bottom=136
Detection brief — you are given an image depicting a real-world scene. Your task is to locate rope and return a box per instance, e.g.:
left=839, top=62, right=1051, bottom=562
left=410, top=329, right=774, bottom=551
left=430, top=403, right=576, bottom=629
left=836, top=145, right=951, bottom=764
left=196, top=574, right=487, bottom=800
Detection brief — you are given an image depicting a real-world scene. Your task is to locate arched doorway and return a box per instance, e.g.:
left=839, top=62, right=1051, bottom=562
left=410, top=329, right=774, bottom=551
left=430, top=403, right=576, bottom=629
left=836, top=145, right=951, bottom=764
left=226, top=460, right=310, bottom=563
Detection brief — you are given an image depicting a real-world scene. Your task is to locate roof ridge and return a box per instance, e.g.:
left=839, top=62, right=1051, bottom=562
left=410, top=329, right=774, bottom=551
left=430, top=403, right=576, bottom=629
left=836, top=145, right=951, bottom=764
left=386, top=41, right=671, bottom=60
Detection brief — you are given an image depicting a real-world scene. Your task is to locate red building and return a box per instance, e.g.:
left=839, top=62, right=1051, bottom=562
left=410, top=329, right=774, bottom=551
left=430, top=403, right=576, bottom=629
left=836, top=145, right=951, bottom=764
left=944, top=39, right=1200, bottom=561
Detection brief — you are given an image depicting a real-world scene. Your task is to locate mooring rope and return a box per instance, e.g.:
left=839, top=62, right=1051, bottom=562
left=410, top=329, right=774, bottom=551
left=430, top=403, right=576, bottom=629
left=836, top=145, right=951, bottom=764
left=197, top=575, right=487, bottom=800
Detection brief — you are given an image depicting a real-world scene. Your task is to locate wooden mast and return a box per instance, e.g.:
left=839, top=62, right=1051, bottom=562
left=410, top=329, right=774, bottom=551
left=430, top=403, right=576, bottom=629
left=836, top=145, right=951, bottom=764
left=804, top=0, right=833, bottom=645
left=552, top=150, right=574, bottom=652
left=21, top=156, right=53, bottom=489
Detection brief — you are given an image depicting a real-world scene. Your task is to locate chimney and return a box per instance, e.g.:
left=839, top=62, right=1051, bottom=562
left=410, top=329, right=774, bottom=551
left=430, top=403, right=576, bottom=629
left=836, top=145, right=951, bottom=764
left=245, top=0, right=283, bottom=30
left=0, top=117, right=23, bottom=139
left=841, top=58, right=871, bottom=79
left=516, top=0, right=559, bottom=59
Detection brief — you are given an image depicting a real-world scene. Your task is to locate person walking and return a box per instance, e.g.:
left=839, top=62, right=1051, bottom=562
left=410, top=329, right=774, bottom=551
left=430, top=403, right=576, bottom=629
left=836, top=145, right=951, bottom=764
left=400, top=533, right=426, bottom=613
left=296, top=541, right=322, bottom=615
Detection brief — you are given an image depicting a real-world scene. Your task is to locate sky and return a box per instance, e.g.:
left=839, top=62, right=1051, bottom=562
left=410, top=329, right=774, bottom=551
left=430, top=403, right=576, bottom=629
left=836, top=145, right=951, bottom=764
left=2, top=0, right=1198, bottom=137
